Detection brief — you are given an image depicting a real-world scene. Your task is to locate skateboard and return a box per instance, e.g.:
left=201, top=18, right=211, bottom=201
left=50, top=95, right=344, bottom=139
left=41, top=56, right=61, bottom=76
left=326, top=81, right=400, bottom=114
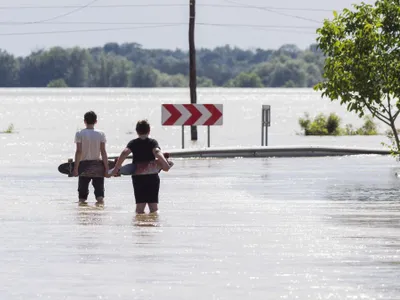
left=109, top=153, right=173, bottom=176
left=58, top=159, right=116, bottom=177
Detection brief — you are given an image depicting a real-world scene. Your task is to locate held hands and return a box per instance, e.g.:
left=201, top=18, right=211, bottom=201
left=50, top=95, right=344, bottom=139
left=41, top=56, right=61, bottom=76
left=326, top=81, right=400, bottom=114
left=110, top=167, right=120, bottom=177
left=104, top=168, right=119, bottom=178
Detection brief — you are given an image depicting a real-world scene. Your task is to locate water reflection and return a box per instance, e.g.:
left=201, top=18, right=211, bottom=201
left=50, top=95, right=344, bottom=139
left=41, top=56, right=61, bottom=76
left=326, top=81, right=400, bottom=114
left=75, top=202, right=106, bottom=226
left=325, top=183, right=400, bottom=202
left=132, top=212, right=160, bottom=228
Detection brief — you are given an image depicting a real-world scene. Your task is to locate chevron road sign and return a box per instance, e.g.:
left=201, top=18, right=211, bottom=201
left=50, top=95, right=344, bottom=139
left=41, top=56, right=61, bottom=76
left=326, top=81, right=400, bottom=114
left=161, top=104, right=223, bottom=149
left=161, top=104, right=223, bottom=126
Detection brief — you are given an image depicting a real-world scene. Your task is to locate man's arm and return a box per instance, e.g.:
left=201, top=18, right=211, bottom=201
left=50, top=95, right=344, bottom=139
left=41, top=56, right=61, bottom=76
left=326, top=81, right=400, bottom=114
left=153, top=147, right=171, bottom=172
left=111, top=147, right=132, bottom=175
left=100, top=142, right=109, bottom=175
left=73, top=142, right=82, bottom=176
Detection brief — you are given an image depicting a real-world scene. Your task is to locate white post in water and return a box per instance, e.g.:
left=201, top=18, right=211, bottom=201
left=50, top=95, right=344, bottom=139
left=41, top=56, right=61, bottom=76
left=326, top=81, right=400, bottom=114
left=261, top=105, right=271, bottom=146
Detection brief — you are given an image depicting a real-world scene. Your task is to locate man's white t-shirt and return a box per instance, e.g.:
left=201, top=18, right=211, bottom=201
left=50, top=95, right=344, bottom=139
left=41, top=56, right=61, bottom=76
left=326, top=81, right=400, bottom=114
left=74, top=128, right=106, bottom=161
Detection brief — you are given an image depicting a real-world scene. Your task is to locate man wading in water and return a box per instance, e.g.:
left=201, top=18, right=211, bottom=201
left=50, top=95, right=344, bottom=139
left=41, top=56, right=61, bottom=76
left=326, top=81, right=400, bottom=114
left=111, top=120, right=171, bottom=214
left=73, top=111, right=109, bottom=206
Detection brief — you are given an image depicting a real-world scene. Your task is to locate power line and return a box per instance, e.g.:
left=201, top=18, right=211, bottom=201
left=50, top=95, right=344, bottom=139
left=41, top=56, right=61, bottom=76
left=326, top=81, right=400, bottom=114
left=222, top=0, right=321, bottom=24
left=0, top=23, right=316, bottom=37
left=23, top=0, right=100, bottom=24
left=234, top=5, right=335, bottom=12
left=199, top=22, right=316, bottom=32
left=0, top=24, right=181, bottom=36
left=0, top=4, right=187, bottom=9
left=0, top=3, right=336, bottom=13
left=197, top=22, right=315, bottom=30
left=0, top=21, right=318, bottom=30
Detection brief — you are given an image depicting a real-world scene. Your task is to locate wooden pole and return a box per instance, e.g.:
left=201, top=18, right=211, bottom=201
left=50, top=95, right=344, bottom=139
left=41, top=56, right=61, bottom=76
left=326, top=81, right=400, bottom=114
left=189, top=0, right=198, bottom=141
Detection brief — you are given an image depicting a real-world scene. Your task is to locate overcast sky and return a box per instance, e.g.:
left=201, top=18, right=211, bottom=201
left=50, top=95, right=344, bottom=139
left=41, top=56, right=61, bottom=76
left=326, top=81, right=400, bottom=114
left=0, top=0, right=375, bottom=56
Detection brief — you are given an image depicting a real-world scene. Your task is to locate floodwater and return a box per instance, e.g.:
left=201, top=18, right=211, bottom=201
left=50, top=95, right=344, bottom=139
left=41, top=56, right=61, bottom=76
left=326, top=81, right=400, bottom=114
left=0, top=89, right=399, bottom=299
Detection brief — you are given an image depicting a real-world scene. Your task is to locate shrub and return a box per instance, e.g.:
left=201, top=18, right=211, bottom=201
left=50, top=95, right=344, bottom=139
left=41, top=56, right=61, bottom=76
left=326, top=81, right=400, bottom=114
left=47, top=78, right=68, bottom=88
left=299, top=113, right=378, bottom=136
left=299, top=112, right=341, bottom=136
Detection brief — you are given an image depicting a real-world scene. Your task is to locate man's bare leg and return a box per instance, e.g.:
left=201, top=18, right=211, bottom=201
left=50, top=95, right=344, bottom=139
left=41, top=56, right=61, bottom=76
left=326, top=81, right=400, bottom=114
left=148, top=203, right=158, bottom=214
left=96, top=197, right=104, bottom=206
left=136, top=203, right=146, bottom=214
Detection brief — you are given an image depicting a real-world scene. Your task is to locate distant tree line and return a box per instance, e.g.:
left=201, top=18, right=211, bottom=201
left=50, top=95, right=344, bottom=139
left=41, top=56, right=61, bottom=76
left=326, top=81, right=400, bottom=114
left=0, top=43, right=325, bottom=88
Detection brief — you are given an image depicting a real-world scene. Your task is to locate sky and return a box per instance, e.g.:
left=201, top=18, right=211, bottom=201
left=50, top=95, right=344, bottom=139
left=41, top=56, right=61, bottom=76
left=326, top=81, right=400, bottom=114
left=0, top=0, right=375, bottom=56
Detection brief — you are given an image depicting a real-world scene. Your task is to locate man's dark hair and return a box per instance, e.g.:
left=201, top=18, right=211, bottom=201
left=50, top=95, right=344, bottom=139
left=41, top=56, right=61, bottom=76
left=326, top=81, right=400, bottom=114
left=84, top=111, right=97, bottom=125
left=136, top=119, right=151, bottom=135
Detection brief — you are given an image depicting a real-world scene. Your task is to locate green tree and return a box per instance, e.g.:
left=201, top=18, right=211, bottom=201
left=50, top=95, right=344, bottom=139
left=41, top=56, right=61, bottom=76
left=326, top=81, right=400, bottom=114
left=131, top=66, right=159, bottom=87
left=252, top=62, right=275, bottom=86
left=225, top=72, right=263, bottom=87
left=65, top=47, right=90, bottom=87
left=305, top=64, right=322, bottom=87
left=314, top=0, right=400, bottom=155
left=157, top=71, right=188, bottom=87
left=197, top=76, right=214, bottom=87
left=19, top=47, right=71, bottom=87
left=0, top=50, right=19, bottom=86
left=0, top=42, right=329, bottom=88
left=276, top=44, right=301, bottom=59
left=270, top=60, right=307, bottom=87
left=90, top=53, right=133, bottom=87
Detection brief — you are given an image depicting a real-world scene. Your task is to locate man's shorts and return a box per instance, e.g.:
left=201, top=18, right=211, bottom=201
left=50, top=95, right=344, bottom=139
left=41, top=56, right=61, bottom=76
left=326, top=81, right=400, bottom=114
left=131, top=174, right=160, bottom=204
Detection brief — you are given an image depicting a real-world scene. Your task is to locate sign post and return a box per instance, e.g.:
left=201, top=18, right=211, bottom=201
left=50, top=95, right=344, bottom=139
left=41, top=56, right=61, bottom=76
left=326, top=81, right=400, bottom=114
left=261, top=105, right=271, bottom=146
left=181, top=125, right=185, bottom=149
left=162, top=104, right=223, bottom=149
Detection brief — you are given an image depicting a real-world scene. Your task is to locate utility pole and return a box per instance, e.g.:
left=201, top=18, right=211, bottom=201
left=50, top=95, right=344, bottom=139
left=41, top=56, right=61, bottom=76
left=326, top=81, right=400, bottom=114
left=189, top=0, right=198, bottom=140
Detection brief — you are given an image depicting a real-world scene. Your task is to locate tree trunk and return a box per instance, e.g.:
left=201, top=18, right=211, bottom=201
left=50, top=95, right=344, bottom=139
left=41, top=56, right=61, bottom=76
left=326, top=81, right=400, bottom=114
left=189, top=0, right=198, bottom=140
left=390, top=121, right=400, bottom=157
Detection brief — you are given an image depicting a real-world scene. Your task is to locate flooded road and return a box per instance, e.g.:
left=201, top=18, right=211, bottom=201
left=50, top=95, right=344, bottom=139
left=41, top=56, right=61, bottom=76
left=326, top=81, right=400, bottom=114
left=0, top=89, right=399, bottom=299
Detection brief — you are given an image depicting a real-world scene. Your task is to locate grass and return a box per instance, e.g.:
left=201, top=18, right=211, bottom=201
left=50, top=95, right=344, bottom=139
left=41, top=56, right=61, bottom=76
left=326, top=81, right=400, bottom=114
left=1, top=123, right=15, bottom=134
